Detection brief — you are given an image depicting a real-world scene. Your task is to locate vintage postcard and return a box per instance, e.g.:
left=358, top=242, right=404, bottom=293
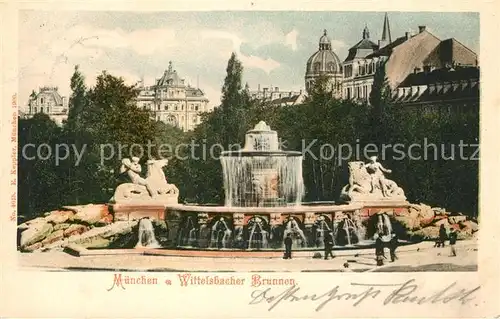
left=1, top=0, right=499, bottom=317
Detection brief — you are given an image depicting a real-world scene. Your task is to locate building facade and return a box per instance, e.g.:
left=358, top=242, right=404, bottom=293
left=305, top=13, right=479, bottom=108
left=249, top=85, right=306, bottom=106
left=25, top=87, right=68, bottom=125
left=136, top=62, right=211, bottom=132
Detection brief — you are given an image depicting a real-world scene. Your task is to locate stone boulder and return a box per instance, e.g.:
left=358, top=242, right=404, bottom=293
left=20, top=223, right=53, bottom=248
left=434, top=218, right=450, bottom=228
left=72, top=236, right=110, bottom=249
left=448, top=215, right=467, bottom=224
left=433, top=207, right=447, bottom=216
left=45, top=210, right=74, bottom=224
left=53, top=223, right=71, bottom=231
left=63, top=224, right=89, bottom=237
left=39, top=220, right=139, bottom=251
left=460, top=220, right=479, bottom=233
left=41, top=230, right=65, bottom=246
left=394, top=215, right=420, bottom=231
left=63, top=204, right=111, bottom=225
left=410, top=226, right=440, bottom=240
left=408, top=204, right=435, bottom=228
left=23, top=242, right=43, bottom=252
left=18, top=217, right=47, bottom=230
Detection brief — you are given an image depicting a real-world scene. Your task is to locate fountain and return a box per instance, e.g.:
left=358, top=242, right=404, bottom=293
left=107, top=120, right=413, bottom=255
left=314, top=215, right=332, bottom=248
left=209, top=217, right=232, bottom=249
left=220, top=121, right=304, bottom=207
left=135, top=218, right=160, bottom=248
left=247, top=216, right=269, bottom=249
left=168, top=121, right=408, bottom=252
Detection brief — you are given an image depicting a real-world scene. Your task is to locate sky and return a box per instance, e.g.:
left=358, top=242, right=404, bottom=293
left=18, top=11, right=479, bottom=109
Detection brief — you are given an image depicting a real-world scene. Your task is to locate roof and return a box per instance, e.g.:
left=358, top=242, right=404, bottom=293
left=399, top=67, right=479, bottom=87
left=366, top=35, right=408, bottom=58
left=344, top=39, right=379, bottom=61
left=383, top=30, right=442, bottom=88
left=33, top=87, right=64, bottom=105
left=392, top=68, right=479, bottom=105
left=269, top=94, right=303, bottom=105
left=186, top=87, right=208, bottom=99
left=306, top=49, right=342, bottom=74
left=423, top=38, right=478, bottom=68
left=392, top=81, right=479, bottom=105
left=156, top=62, right=184, bottom=87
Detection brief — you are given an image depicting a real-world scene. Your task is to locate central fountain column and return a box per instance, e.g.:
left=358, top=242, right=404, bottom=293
left=220, top=121, right=304, bottom=208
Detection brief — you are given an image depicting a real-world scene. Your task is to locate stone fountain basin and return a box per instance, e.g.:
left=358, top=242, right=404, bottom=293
left=166, top=203, right=365, bottom=213
left=220, top=150, right=302, bottom=157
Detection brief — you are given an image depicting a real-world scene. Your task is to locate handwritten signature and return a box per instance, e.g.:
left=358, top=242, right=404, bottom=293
left=249, top=279, right=480, bottom=311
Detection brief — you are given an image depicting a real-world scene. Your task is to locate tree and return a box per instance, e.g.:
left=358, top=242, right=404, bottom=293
left=170, top=53, right=256, bottom=204
left=18, top=114, right=63, bottom=221
left=65, top=65, right=87, bottom=133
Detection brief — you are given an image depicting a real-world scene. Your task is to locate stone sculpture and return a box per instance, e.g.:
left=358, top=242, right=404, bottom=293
left=111, top=157, right=179, bottom=204
left=340, top=157, right=406, bottom=203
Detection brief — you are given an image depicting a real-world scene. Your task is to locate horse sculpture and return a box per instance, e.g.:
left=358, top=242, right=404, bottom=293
left=340, top=161, right=406, bottom=202
left=111, top=158, right=179, bottom=204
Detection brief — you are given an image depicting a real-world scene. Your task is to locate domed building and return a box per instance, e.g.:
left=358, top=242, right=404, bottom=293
left=305, top=30, right=343, bottom=98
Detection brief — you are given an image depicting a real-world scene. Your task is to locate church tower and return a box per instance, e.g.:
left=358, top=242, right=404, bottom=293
left=378, top=13, right=392, bottom=49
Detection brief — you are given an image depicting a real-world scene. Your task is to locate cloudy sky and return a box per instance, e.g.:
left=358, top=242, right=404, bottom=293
left=18, top=11, right=479, bottom=108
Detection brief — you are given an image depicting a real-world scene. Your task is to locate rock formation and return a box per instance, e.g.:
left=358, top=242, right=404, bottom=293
left=393, top=203, right=478, bottom=241
left=17, top=204, right=169, bottom=252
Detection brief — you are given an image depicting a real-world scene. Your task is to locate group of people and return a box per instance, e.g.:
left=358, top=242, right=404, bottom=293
left=283, top=224, right=459, bottom=264
left=434, top=224, right=458, bottom=256
left=374, top=232, right=399, bottom=266
left=283, top=232, right=336, bottom=260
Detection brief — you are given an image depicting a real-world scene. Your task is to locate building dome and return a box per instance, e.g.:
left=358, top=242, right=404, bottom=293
left=319, top=29, right=331, bottom=47
left=305, top=30, right=344, bottom=96
left=306, top=30, right=343, bottom=76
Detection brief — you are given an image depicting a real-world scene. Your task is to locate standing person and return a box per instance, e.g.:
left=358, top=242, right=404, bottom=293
left=323, top=232, right=335, bottom=260
left=437, top=224, right=448, bottom=248
left=389, top=232, right=399, bottom=262
left=449, top=228, right=458, bottom=257
left=374, top=233, right=385, bottom=266
left=284, top=233, right=293, bottom=259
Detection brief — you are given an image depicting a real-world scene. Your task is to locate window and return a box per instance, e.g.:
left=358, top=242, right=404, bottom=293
left=34, top=107, right=37, bottom=113
left=166, top=115, right=177, bottom=127
left=195, top=104, right=199, bottom=111
left=192, top=116, right=197, bottom=123
left=327, top=62, right=335, bottom=72
left=314, top=62, right=321, bottom=72
left=175, top=105, right=178, bottom=111
left=157, top=105, right=160, bottom=111
left=164, top=105, right=168, bottom=111
left=41, top=107, right=44, bottom=113
left=40, top=98, right=44, bottom=104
